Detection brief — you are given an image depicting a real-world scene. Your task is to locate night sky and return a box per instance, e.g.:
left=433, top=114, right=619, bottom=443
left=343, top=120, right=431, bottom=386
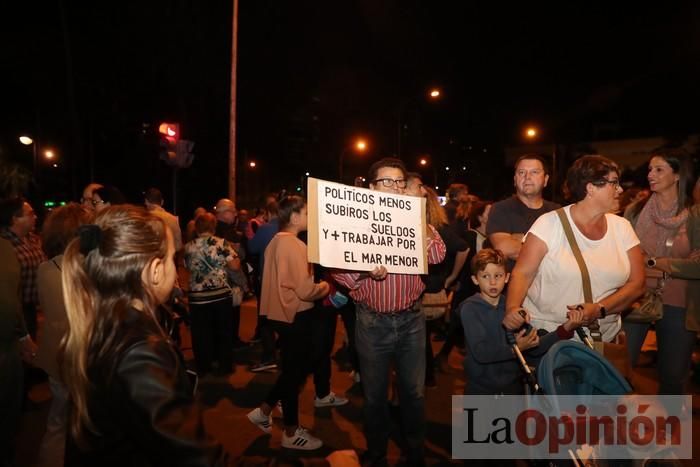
left=2, top=1, right=699, bottom=214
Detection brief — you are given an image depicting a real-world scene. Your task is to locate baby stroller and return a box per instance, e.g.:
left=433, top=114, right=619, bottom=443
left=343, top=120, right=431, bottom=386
left=508, top=333, right=630, bottom=467
left=536, top=340, right=631, bottom=397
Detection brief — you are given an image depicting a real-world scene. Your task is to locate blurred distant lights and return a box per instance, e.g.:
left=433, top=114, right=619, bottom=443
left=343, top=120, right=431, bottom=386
left=249, top=161, right=256, bottom=168
left=305, top=172, right=310, bottom=176
left=429, top=89, right=441, bottom=98
left=435, top=186, right=439, bottom=190
left=19, top=136, right=34, bottom=145
left=419, top=158, right=427, bottom=166
left=462, top=166, right=467, bottom=171
left=355, top=139, right=367, bottom=151
left=52, top=163, right=58, bottom=168
left=44, top=150, right=55, bottom=159
left=445, top=166, right=450, bottom=171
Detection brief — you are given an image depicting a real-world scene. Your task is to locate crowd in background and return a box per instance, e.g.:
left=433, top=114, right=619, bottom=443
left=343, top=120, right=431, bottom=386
left=1, top=148, right=700, bottom=467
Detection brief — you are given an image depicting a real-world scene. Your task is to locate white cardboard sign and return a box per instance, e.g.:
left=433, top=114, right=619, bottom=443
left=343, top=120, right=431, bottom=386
left=307, top=177, right=427, bottom=274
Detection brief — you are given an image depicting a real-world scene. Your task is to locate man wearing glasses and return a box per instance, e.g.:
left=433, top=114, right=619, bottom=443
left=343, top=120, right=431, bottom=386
left=333, top=158, right=446, bottom=467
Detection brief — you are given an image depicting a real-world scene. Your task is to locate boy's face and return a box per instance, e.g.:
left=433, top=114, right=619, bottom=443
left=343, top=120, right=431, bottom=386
left=471, top=263, right=509, bottom=301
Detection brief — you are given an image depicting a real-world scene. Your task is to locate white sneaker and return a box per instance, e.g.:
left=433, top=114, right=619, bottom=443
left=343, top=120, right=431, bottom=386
left=247, top=407, right=272, bottom=434
left=281, top=426, right=323, bottom=450
left=314, top=391, right=349, bottom=408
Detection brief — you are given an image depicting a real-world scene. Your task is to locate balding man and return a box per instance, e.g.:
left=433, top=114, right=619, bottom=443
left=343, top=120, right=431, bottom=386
left=80, top=183, right=103, bottom=212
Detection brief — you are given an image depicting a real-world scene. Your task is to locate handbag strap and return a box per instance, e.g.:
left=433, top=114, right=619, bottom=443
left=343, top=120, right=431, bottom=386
left=555, top=208, right=603, bottom=341
left=199, top=252, right=234, bottom=294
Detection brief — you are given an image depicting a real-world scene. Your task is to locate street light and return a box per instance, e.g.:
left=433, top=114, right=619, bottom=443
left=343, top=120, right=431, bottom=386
left=397, top=88, right=442, bottom=158
left=339, top=137, right=368, bottom=184
left=525, top=127, right=538, bottom=139
left=19, top=136, right=34, bottom=146
left=44, top=150, right=55, bottom=160
left=249, top=161, right=256, bottom=168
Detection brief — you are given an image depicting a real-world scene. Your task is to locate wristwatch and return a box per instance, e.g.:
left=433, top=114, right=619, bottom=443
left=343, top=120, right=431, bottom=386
left=646, top=257, right=657, bottom=268
left=597, top=303, right=607, bottom=319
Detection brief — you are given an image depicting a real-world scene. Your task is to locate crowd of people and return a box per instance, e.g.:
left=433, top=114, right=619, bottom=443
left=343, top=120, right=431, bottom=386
left=1, top=149, right=699, bottom=467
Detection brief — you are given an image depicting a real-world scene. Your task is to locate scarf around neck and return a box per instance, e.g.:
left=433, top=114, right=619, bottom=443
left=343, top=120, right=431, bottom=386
left=635, top=193, right=688, bottom=256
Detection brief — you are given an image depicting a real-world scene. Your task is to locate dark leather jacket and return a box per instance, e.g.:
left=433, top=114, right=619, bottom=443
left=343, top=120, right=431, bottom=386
left=67, top=307, right=228, bottom=467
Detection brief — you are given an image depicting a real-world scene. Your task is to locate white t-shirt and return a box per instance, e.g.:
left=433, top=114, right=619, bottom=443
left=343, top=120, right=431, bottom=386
left=523, top=205, right=640, bottom=342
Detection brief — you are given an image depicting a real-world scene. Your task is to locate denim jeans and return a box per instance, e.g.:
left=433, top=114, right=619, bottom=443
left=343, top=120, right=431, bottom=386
left=355, top=303, right=426, bottom=463
left=623, top=304, right=696, bottom=394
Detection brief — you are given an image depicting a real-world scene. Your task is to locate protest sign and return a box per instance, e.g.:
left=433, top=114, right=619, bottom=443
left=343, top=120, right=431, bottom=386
left=307, top=177, right=427, bottom=274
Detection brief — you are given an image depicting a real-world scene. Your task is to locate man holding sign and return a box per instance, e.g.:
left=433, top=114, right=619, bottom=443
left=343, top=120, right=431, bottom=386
left=332, top=158, right=446, bottom=467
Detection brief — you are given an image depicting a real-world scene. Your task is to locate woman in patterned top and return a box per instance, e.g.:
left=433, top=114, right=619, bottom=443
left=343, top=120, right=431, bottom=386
left=184, top=212, right=241, bottom=376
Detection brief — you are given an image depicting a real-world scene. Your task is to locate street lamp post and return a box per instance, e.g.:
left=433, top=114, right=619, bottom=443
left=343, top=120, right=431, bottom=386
left=396, top=88, right=442, bottom=159
left=19, top=135, right=38, bottom=175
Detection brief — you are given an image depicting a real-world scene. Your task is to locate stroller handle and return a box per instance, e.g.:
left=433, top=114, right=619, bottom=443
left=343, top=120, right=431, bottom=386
left=575, top=327, right=595, bottom=350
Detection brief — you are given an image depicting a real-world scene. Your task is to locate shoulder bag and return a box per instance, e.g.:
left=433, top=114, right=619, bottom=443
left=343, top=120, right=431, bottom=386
left=199, top=252, right=244, bottom=307
left=556, top=208, right=631, bottom=379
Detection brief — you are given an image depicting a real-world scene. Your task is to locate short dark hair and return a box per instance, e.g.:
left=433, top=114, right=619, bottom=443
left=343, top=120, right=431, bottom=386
left=406, top=171, right=422, bottom=182
left=95, top=186, right=126, bottom=205
left=447, top=183, right=468, bottom=200
left=0, top=197, right=25, bottom=228
left=468, top=200, right=493, bottom=230
left=144, top=188, right=163, bottom=205
left=265, top=201, right=279, bottom=218
left=565, top=155, right=619, bottom=202
left=278, top=195, right=306, bottom=230
left=368, top=157, right=407, bottom=185
left=471, top=248, right=506, bottom=275
left=41, top=203, right=93, bottom=258
left=515, top=153, right=549, bottom=175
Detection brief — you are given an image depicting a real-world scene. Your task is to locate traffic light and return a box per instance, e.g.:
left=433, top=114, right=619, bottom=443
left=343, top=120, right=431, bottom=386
left=158, top=122, right=180, bottom=164
left=158, top=122, right=194, bottom=168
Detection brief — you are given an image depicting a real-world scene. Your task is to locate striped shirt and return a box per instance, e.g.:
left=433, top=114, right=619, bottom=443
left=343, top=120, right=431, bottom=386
left=333, top=224, right=446, bottom=313
left=0, top=229, right=47, bottom=306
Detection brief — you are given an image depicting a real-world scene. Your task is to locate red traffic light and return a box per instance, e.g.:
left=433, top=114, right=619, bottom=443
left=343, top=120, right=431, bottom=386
left=158, top=122, right=180, bottom=142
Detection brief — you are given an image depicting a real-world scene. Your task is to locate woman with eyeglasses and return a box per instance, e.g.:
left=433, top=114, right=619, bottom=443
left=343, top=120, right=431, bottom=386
left=622, top=149, right=695, bottom=394
left=503, top=155, right=645, bottom=346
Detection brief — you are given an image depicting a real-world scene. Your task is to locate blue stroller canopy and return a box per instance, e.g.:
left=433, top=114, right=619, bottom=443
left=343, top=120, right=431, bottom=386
left=537, top=341, right=632, bottom=396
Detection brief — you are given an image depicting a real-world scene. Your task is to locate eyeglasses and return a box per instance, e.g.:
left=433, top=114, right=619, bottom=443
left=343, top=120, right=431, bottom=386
left=91, top=199, right=105, bottom=206
left=373, top=178, right=407, bottom=189
left=597, top=178, right=621, bottom=188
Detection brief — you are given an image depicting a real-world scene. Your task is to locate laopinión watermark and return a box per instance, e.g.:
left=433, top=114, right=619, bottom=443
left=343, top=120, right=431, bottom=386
left=452, top=395, right=691, bottom=461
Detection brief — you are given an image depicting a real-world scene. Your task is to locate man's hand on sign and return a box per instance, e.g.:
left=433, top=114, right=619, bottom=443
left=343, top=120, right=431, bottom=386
left=368, top=266, right=388, bottom=281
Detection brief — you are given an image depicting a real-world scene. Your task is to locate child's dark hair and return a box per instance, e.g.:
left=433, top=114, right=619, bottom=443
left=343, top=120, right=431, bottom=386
left=278, top=195, right=306, bottom=230
left=471, top=248, right=506, bottom=275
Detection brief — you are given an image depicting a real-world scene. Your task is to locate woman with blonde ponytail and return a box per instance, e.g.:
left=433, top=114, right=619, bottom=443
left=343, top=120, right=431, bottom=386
left=61, top=205, right=228, bottom=466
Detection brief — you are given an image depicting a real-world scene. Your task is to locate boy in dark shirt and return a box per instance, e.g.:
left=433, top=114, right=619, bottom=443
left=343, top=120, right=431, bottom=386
left=460, top=248, right=584, bottom=394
